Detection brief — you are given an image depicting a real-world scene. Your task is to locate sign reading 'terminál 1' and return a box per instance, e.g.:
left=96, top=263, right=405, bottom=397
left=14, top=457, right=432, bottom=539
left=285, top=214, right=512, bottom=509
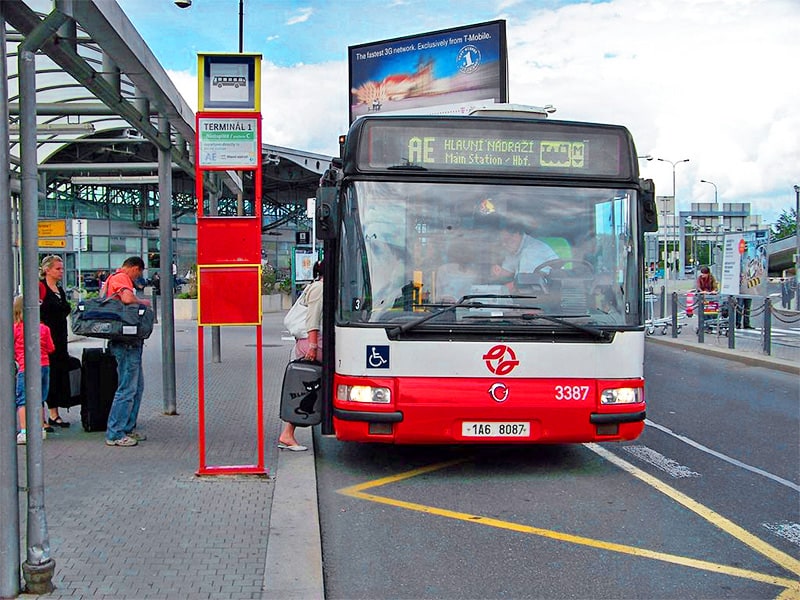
left=198, top=117, right=259, bottom=168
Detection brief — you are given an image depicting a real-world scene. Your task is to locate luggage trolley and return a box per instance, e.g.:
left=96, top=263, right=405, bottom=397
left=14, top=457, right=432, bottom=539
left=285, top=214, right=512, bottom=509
left=645, top=290, right=684, bottom=336
left=694, top=292, right=728, bottom=336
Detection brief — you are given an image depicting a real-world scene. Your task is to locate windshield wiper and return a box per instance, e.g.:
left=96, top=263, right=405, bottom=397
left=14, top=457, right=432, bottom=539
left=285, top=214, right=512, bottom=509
left=387, top=293, right=546, bottom=337
left=386, top=297, right=484, bottom=337
left=520, top=313, right=610, bottom=340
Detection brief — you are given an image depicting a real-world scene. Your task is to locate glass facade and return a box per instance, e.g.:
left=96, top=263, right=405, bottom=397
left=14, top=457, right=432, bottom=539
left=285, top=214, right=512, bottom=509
left=34, top=187, right=299, bottom=289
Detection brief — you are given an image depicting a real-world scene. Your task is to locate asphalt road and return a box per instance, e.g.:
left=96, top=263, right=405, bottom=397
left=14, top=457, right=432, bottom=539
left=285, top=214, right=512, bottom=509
left=314, top=343, right=800, bottom=599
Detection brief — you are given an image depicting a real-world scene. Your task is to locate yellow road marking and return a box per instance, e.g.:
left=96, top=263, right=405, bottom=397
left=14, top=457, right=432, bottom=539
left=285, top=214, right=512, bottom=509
left=587, top=443, right=800, bottom=578
left=777, top=587, right=800, bottom=600
left=340, top=458, right=469, bottom=494
left=338, top=456, right=800, bottom=593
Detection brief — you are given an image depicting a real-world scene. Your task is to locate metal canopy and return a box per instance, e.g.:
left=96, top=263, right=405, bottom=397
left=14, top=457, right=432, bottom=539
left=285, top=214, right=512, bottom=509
left=5, top=0, right=195, bottom=177
left=3, top=0, right=331, bottom=221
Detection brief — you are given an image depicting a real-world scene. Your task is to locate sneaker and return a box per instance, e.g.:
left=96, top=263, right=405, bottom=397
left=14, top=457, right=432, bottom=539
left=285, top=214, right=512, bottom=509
left=42, top=428, right=49, bottom=438
left=127, top=431, right=147, bottom=441
left=105, top=435, right=138, bottom=447
left=16, top=432, right=26, bottom=445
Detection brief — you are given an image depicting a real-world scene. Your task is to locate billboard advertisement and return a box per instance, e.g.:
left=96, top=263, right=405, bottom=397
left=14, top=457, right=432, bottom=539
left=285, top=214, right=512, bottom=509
left=294, top=248, right=316, bottom=283
left=720, top=230, right=769, bottom=297
left=348, top=20, right=508, bottom=123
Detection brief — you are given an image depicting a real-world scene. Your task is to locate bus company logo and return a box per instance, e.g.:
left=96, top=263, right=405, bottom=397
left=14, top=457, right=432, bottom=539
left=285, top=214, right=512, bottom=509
left=482, top=344, right=519, bottom=376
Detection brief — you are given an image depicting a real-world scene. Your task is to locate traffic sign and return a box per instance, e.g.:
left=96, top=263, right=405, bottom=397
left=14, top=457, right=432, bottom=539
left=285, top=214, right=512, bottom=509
left=71, top=219, right=88, bottom=251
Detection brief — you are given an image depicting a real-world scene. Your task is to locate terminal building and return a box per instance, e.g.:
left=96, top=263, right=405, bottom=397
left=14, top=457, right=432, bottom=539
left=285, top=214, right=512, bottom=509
left=3, top=0, right=332, bottom=290
left=643, top=195, right=796, bottom=279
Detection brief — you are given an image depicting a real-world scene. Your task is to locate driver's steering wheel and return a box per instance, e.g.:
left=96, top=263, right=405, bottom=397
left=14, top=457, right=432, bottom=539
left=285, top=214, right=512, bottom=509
left=522, top=258, right=595, bottom=297
left=531, top=258, right=595, bottom=280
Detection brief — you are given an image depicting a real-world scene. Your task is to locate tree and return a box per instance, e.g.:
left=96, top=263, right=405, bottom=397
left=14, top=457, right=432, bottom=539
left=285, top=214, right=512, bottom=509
left=771, top=208, right=797, bottom=239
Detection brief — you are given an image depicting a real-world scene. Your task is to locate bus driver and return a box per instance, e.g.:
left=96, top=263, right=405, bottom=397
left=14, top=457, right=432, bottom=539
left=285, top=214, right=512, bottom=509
left=491, top=224, right=558, bottom=285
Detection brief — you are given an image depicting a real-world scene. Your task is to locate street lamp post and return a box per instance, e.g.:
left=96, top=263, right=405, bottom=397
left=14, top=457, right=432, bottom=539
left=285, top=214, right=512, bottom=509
left=657, top=157, right=690, bottom=283
left=700, top=179, right=718, bottom=206
left=238, top=0, right=244, bottom=53
left=176, top=0, right=244, bottom=53
left=700, top=179, right=718, bottom=269
left=794, top=185, right=799, bottom=310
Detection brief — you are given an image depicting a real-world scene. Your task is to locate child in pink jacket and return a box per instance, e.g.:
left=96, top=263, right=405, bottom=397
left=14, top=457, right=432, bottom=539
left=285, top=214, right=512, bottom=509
left=14, top=295, right=55, bottom=445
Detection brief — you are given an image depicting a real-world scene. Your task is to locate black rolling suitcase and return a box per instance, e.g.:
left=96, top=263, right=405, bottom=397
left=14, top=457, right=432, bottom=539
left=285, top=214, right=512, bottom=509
left=280, top=360, right=323, bottom=426
left=81, top=348, right=118, bottom=432
left=66, top=355, right=83, bottom=407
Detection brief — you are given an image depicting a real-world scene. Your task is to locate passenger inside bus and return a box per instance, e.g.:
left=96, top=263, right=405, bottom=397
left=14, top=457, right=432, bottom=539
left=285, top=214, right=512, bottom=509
left=435, top=237, right=480, bottom=303
left=588, top=280, right=623, bottom=324
left=362, top=213, right=408, bottom=311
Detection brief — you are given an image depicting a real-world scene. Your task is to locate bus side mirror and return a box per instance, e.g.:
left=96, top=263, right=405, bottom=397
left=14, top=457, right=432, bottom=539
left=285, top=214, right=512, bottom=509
left=640, top=178, right=658, bottom=233
left=316, top=187, right=339, bottom=240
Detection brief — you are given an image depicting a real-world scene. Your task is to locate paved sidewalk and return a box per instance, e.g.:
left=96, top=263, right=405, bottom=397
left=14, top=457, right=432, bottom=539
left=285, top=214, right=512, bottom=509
left=645, top=313, right=800, bottom=374
left=14, top=308, right=794, bottom=599
left=15, top=312, right=323, bottom=599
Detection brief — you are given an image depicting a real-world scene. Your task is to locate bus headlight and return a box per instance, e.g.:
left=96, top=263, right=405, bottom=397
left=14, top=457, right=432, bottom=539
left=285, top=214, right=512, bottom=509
left=600, top=387, right=640, bottom=405
left=337, top=384, right=391, bottom=404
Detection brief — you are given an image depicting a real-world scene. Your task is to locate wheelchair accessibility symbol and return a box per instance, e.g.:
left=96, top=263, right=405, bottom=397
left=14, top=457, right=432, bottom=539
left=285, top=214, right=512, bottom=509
left=366, top=345, right=390, bottom=369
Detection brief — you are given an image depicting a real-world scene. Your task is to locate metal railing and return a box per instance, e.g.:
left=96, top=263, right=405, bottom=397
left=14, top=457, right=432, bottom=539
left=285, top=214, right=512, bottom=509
left=646, top=286, right=800, bottom=363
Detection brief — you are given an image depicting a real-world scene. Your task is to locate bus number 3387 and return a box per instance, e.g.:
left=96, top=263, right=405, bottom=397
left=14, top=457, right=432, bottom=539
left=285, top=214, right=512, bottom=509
left=554, top=385, right=590, bottom=401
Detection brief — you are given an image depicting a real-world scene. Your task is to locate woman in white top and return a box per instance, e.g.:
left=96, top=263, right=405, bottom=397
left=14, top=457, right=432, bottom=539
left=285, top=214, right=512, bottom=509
left=278, top=260, right=323, bottom=451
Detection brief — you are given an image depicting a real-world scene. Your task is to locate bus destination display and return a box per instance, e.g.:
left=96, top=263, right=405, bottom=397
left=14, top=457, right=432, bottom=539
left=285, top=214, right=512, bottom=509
left=405, top=137, right=586, bottom=169
left=357, top=119, right=631, bottom=178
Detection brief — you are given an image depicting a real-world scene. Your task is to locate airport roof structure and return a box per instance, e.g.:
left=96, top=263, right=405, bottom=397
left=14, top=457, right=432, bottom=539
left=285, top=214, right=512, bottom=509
left=3, top=0, right=331, bottom=229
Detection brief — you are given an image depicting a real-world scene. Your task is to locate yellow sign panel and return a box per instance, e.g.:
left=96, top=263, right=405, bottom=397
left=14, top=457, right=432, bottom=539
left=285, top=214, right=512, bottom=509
left=40, top=239, right=66, bottom=248
left=38, top=220, right=67, bottom=237
left=197, top=53, right=261, bottom=112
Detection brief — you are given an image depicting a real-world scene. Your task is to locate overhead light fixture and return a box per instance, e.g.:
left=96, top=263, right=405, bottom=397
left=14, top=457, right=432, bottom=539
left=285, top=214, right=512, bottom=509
left=71, top=175, right=159, bottom=185
left=8, top=122, right=96, bottom=135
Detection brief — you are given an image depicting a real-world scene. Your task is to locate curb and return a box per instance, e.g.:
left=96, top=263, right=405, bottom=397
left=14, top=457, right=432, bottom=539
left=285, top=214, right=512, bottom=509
left=262, top=425, right=324, bottom=600
left=646, top=335, right=800, bottom=375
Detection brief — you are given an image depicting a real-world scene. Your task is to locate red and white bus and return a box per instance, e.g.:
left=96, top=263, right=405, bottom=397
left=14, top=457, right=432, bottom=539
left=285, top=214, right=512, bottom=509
left=314, top=110, right=658, bottom=444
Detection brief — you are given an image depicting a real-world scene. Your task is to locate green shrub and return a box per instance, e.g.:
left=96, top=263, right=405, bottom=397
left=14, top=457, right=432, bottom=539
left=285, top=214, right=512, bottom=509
left=278, top=278, right=292, bottom=294
left=185, top=265, right=198, bottom=298
left=261, top=264, right=292, bottom=295
left=262, top=266, right=278, bottom=295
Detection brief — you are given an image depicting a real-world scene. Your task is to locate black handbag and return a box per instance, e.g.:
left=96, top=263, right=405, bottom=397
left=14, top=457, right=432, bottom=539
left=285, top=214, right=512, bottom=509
left=71, top=295, right=155, bottom=341
left=280, top=359, right=323, bottom=426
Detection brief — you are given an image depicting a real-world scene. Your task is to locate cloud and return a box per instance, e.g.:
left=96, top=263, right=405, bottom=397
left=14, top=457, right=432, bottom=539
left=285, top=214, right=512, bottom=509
left=259, top=60, right=349, bottom=156
left=286, top=8, right=313, bottom=26
left=160, top=0, right=800, bottom=223
left=504, top=0, right=800, bottom=222
left=166, top=69, right=198, bottom=113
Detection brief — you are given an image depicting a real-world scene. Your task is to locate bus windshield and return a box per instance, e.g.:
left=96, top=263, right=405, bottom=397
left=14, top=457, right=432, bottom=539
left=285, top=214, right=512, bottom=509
left=338, top=180, right=642, bottom=330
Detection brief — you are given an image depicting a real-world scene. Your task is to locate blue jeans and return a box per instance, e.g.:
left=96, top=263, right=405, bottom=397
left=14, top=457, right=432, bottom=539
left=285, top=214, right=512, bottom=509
left=106, top=341, right=144, bottom=442
left=15, top=366, right=50, bottom=408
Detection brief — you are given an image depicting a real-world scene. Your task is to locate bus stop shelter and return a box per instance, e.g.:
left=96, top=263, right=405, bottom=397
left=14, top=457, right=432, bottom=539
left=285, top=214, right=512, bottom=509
left=1, top=0, right=328, bottom=595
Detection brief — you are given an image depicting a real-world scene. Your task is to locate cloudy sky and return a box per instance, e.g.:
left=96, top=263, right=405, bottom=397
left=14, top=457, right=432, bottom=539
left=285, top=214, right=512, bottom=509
left=116, top=0, right=800, bottom=224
